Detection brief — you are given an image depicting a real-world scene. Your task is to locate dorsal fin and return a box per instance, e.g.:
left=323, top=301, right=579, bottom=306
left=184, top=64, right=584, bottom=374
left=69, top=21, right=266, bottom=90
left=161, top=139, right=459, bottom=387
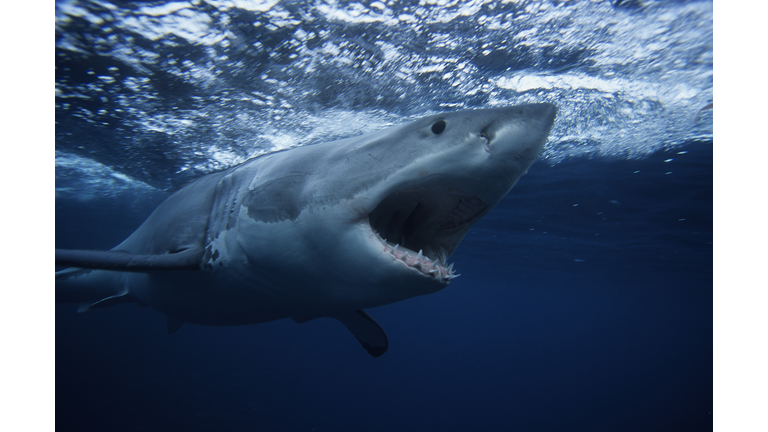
left=55, top=247, right=203, bottom=272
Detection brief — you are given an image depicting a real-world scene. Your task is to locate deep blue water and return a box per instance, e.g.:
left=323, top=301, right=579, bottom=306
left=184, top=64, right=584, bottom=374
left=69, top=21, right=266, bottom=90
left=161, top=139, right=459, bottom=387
left=56, top=140, right=712, bottom=431
left=55, top=0, right=712, bottom=430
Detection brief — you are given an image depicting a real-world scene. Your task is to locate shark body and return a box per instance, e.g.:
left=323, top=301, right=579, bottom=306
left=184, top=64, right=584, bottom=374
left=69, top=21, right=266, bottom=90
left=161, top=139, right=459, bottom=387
left=56, top=104, right=557, bottom=356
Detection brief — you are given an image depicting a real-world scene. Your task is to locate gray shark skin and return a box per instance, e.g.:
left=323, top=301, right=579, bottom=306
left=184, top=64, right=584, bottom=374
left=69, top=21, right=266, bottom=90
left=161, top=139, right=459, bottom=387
left=56, top=103, right=557, bottom=357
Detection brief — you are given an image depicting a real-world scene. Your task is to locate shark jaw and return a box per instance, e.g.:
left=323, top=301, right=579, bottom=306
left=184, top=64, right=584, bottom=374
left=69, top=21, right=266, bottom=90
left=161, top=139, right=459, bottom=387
left=373, top=231, right=459, bottom=283
left=366, top=184, right=489, bottom=284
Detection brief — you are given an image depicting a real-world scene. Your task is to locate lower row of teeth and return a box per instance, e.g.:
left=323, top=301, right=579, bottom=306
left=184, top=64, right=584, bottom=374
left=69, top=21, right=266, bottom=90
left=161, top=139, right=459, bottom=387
left=377, top=235, right=459, bottom=281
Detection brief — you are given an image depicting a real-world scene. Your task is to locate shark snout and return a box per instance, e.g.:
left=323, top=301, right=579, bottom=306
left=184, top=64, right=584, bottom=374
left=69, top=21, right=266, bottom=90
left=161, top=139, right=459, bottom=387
left=481, top=103, right=557, bottom=156
left=528, top=102, right=558, bottom=128
left=482, top=103, right=557, bottom=138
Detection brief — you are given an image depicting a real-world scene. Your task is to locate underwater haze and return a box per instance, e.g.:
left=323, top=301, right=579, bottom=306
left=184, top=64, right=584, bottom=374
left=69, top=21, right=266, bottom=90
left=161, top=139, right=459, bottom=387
left=55, top=0, right=713, bottom=431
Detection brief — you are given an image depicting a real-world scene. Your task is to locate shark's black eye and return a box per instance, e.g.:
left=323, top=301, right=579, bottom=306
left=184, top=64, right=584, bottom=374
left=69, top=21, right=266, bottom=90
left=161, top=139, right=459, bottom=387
left=431, top=120, right=446, bottom=134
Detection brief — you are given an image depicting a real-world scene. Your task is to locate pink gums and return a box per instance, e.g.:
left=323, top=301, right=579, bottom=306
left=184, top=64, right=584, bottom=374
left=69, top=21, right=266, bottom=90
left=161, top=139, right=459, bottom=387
left=375, top=233, right=458, bottom=283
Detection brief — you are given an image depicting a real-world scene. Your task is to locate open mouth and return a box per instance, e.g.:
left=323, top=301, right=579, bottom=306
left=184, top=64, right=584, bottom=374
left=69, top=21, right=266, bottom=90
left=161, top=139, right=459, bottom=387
left=367, top=185, right=488, bottom=283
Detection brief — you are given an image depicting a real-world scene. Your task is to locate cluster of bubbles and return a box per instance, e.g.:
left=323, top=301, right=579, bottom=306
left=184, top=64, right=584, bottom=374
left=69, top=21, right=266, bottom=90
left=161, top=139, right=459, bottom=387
left=55, top=0, right=712, bottom=195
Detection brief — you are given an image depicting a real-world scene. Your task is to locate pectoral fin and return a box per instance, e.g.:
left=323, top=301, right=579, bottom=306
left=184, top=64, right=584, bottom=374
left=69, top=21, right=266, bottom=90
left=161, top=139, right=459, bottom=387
left=166, top=317, right=184, bottom=334
left=331, top=310, right=389, bottom=358
left=77, top=287, right=132, bottom=312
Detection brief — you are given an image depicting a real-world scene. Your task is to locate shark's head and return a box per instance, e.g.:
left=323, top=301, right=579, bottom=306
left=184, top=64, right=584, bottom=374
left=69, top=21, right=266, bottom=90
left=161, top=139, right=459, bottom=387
left=333, top=103, right=558, bottom=291
left=220, top=103, right=557, bottom=315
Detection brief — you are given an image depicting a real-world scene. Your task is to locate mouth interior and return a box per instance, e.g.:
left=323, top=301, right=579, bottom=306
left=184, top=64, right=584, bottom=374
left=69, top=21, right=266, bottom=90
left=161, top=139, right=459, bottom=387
left=367, top=185, right=487, bottom=283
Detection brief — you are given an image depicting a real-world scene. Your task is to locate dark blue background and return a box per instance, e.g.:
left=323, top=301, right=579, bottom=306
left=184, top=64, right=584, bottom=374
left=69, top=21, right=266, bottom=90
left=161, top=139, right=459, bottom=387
left=56, top=141, right=712, bottom=431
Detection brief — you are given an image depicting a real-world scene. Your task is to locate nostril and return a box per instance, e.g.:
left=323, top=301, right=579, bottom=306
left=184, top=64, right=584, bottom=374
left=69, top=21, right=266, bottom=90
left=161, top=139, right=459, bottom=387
left=480, top=133, right=491, bottom=153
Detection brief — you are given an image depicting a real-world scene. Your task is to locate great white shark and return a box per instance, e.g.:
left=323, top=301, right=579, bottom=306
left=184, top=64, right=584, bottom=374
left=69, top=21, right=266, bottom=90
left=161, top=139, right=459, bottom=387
left=56, top=103, right=557, bottom=357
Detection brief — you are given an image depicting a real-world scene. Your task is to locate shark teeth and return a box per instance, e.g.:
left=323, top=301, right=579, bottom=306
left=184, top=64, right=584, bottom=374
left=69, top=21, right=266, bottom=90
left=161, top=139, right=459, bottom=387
left=374, top=231, right=457, bottom=283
